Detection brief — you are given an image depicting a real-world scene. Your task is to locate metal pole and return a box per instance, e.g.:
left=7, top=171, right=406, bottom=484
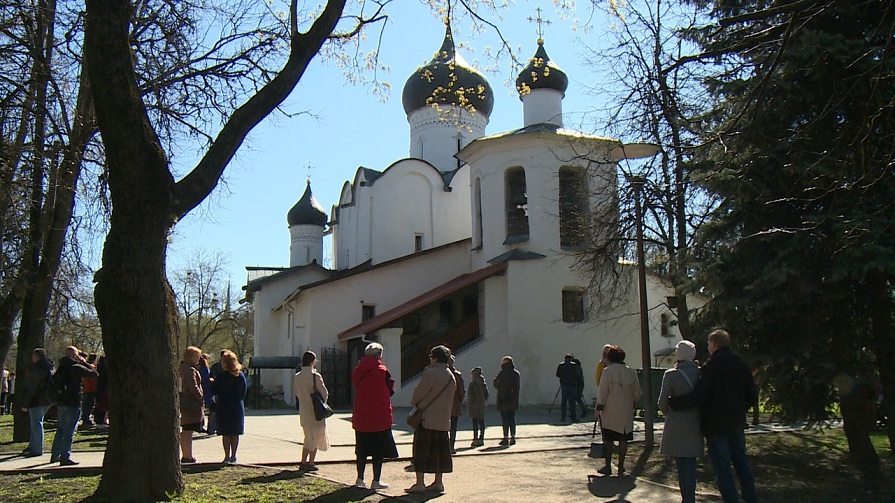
left=631, top=177, right=654, bottom=447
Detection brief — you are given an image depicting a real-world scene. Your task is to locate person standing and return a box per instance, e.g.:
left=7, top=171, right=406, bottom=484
left=466, top=366, right=489, bottom=447
left=493, top=355, right=520, bottom=446
left=80, top=354, right=98, bottom=428
left=572, top=356, right=589, bottom=419
left=595, top=344, right=612, bottom=387
left=178, top=346, right=205, bottom=463
left=405, top=345, right=456, bottom=494
left=197, top=354, right=213, bottom=434
left=1, top=368, right=8, bottom=415
left=595, top=345, right=641, bottom=476
left=50, top=346, right=99, bottom=465
left=658, top=340, right=703, bottom=503
left=211, top=350, right=247, bottom=464
left=351, top=342, right=399, bottom=490
left=556, top=354, right=581, bottom=423
left=4, top=372, right=15, bottom=415
left=20, top=348, right=54, bottom=457
left=207, top=350, right=226, bottom=434
left=448, top=356, right=465, bottom=454
left=698, top=329, right=758, bottom=503
left=294, top=351, right=330, bottom=471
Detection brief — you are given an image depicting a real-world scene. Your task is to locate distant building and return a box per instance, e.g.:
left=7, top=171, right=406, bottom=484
left=244, top=24, right=696, bottom=407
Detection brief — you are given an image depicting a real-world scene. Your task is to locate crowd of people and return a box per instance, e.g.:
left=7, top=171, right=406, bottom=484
left=8, top=329, right=761, bottom=502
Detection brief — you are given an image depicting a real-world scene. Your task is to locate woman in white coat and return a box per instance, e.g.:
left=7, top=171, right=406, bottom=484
left=658, top=340, right=703, bottom=503
left=595, top=345, right=642, bottom=476
left=294, top=351, right=330, bottom=470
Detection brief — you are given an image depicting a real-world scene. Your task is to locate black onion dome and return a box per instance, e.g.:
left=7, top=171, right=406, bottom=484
left=402, top=24, right=494, bottom=117
left=287, top=182, right=327, bottom=227
left=515, top=39, right=568, bottom=98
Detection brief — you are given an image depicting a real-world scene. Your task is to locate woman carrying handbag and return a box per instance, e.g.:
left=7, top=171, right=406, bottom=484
left=293, top=351, right=330, bottom=471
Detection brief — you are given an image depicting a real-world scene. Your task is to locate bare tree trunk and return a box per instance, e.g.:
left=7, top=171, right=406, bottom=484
left=93, top=175, right=182, bottom=498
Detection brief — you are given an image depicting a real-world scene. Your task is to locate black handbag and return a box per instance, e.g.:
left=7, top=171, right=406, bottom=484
left=311, top=376, right=334, bottom=421
left=587, top=418, right=604, bottom=458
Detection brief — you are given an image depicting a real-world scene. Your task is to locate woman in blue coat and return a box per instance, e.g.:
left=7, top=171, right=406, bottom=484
left=211, top=350, right=247, bottom=464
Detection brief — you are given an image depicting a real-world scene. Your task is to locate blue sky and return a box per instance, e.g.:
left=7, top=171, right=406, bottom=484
left=166, top=1, right=619, bottom=289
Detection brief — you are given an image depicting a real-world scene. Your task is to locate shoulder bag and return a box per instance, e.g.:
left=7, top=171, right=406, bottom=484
left=667, top=369, right=699, bottom=411
left=311, top=373, right=335, bottom=421
left=407, top=374, right=454, bottom=430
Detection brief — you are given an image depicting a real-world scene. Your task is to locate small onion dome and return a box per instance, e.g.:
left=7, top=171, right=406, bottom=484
left=402, top=23, right=494, bottom=117
left=287, top=182, right=326, bottom=227
left=515, top=38, right=568, bottom=98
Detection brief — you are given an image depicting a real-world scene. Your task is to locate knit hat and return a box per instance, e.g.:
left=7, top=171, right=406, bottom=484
left=675, top=340, right=697, bottom=362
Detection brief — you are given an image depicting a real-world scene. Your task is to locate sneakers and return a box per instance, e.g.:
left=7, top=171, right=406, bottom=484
left=59, top=458, right=80, bottom=466
left=355, top=478, right=366, bottom=487
left=371, top=480, right=389, bottom=490
left=223, top=457, right=237, bottom=465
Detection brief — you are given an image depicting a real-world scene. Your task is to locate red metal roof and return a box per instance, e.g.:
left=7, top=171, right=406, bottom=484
left=337, top=261, right=508, bottom=341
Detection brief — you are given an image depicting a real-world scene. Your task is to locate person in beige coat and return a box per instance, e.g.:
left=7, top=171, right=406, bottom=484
left=595, top=345, right=642, bottom=476
left=406, top=345, right=456, bottom=494
left=294, top=351, right=330, bottom=471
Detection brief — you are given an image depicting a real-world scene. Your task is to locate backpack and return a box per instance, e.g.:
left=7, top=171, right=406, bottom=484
left=45, top=366, right=67, bottom=404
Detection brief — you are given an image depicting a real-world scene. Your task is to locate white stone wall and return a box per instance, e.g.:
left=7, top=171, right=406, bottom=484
left=408, top=106, right=488, bottom=171
left=289, top=224, right=324, bottom=267
left=521, top=88, right=564, bottom=127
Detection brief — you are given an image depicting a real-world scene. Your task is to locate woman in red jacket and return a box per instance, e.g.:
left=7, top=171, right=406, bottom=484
left=352, top=342, right=399, bottom=490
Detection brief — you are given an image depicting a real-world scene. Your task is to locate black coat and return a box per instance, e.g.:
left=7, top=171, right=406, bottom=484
left=54, top=356, right=99, bottom=407
left=697, top=347, right=757, bottom=436
left=493, top=362, right=520, bottom=411
left=21, top=356, right=54, bottom=408
left=556, top=360, right=582, bottom=388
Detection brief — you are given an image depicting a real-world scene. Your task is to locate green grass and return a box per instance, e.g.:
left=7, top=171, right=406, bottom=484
left=0, top=466, right=368, bottom=503
left=0, top=413, right=108, bottom=454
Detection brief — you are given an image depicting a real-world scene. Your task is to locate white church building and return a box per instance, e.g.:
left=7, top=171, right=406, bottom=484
left=244, top=25, right=693, bottom=408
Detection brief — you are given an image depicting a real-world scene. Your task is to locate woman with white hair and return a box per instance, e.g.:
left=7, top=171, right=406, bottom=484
left=351, top=342, right=399, bottom=489
left=657, top=340, right=703, bottom=503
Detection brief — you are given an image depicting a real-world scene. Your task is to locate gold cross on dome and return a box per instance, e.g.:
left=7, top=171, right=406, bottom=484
left=527, top=7, right=551, bottom=41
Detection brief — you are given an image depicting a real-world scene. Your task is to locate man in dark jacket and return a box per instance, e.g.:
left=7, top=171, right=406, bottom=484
left=50, top=346, right=98, bottom=465
left=20, top=348, right=54, bottom=457
left=556, top=354, right=582, bottom=422
left=698, top=329, right=758, bottom=503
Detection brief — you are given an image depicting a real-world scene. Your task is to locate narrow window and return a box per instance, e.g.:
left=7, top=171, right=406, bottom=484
left=414, top=234, right=424, bottom=253
left=474, top=178, right=483, bottom=248
left=560, top=167, right=587, bottom=248
left=505, top=168, right=529, bottom=243
left=562, top=288, right=585, bottom=323
left=362, top=305, right=376, bottom=321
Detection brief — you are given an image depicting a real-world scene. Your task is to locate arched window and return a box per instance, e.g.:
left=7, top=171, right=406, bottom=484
left=559, top=166, right=587, bottom=248
left=505, top=167, right=529, bottom=243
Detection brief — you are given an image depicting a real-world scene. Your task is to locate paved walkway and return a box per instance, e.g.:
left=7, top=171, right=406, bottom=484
left=0, top=407, right=794, bottom=502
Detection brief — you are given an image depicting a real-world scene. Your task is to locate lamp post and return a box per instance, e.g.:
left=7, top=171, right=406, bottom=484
left=630, top=176, right=654, bottom=447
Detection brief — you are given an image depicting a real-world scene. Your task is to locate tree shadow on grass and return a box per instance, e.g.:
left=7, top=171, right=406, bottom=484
left=239, top=468, right=305, bottom=484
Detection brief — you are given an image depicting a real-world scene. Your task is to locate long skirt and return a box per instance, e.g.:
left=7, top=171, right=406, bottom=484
left=302, top=424, right=331, bottom=451
left=355, top=429, right=399, bottom=460
left=412, top=425, right=452, bottom=473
